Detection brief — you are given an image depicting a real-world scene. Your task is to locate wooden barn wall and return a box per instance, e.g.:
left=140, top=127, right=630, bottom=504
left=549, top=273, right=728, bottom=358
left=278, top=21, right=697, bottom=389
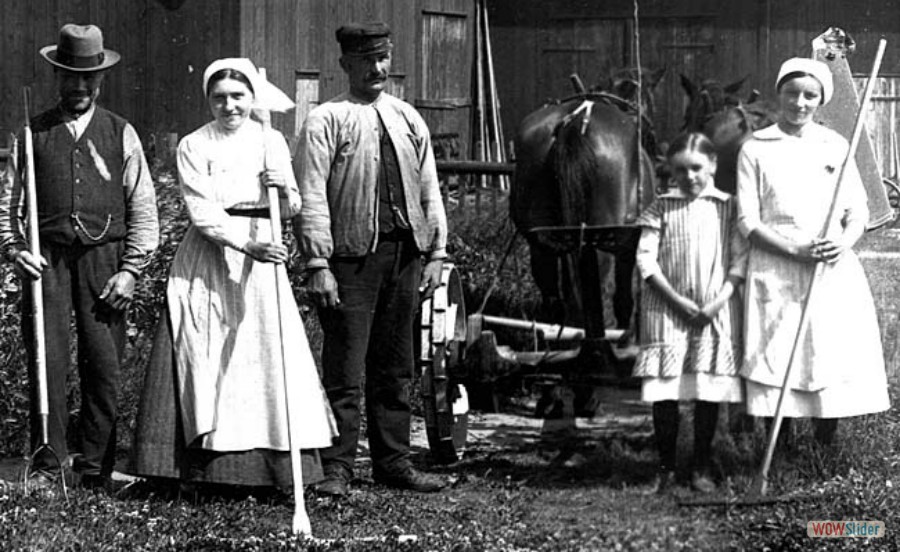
left=0, top=0, right=241, bottom=146
left=246, top=0, right=474, bottom=158
left=490, top=0, right=900, bottom=152
left=238, top=0, right=407, bottom=137
left=417, top=0, right=475, bottom=160
left=1, top=1, right=474, bottom=159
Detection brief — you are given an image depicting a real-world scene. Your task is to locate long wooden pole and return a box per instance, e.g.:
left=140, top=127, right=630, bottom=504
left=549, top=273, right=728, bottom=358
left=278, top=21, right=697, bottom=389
left=21, top=87, right=67, bottom=501
left=755, top=40, right=886, bottom=496
left=481, top=0, right=508, bottom=191
left=22, top=88, right=48, bottom=447
left=258, top=69, right=310, bottom=536
left=473, top=0, right=488, bottom=189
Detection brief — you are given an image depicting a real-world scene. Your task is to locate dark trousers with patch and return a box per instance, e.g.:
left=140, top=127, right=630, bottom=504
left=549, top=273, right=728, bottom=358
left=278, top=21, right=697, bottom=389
left=22, top=241, right=125, bottom=477
left=317, top=234, right=420, bottom=477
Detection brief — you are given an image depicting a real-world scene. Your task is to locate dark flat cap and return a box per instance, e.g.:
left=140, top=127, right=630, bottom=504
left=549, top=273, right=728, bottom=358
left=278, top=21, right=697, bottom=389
left=336, top=22, right=392, bottom=56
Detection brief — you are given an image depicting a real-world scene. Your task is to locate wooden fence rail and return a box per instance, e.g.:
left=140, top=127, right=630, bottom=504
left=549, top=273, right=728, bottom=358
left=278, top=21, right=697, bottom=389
left=436, top=160, right=515, bottom=225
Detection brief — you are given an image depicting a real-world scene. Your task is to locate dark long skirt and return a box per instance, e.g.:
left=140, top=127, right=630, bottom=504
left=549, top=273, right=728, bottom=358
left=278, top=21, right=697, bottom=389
left=128, top=312, right=323, bottom=488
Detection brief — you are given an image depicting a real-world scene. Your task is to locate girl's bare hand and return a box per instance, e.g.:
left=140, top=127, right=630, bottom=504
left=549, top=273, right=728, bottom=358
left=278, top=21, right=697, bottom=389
left=675, top=296, right=701, bottom=322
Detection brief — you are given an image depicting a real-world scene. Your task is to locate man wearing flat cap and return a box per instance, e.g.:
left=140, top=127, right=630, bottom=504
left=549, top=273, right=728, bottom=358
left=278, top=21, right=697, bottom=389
left=294, top=21, right=448, bottom=496
left=0, top=24, right=158, bottom=490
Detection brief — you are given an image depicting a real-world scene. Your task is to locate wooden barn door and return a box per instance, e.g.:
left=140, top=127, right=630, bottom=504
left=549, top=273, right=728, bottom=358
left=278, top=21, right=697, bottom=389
left=538, top=18, right=629, bottom=100
left=535, top=15, right=716, bottom=144
left=636, top=16, right=717, bottom=144
left=417, top=5, right=473, bottom=160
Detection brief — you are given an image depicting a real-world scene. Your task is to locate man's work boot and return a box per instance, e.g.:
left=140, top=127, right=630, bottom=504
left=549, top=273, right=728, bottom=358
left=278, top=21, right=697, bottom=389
left=313, top=467, right=350, bottom=498
left=373, top=466, right=446, bottom=493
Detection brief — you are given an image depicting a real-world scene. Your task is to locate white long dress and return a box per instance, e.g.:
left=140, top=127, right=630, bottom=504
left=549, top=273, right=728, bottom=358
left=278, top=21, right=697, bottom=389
left=736, top=123, right=890, bottom=418
left=170, top=118, right=337, bottom=451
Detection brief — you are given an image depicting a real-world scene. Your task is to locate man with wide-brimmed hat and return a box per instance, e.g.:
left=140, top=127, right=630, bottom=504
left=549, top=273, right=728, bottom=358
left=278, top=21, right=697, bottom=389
left=0, top=23, right=158, bottom=490
left=294, top=21, right=448, bottom=496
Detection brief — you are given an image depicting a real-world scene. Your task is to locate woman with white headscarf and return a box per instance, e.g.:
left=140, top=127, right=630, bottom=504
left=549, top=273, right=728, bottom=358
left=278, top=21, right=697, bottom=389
left=736, top=58, right=890, bottom=445
left=131, top=59, right=336, bottom=488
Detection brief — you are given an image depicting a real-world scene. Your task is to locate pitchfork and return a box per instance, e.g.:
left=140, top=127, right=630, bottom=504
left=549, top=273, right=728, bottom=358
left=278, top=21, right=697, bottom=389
left=18, top=87, right=69, bottom=501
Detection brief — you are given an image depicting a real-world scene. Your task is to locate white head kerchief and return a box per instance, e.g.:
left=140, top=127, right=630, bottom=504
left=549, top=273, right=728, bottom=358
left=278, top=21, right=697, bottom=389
left=775, top=57, right=834, bottom=105
left=202, top=58, right=295, bottom=112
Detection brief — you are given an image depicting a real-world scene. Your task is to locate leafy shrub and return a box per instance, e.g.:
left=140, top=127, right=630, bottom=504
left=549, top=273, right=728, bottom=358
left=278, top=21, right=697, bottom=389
left=0, top=265, right=28, bottom=456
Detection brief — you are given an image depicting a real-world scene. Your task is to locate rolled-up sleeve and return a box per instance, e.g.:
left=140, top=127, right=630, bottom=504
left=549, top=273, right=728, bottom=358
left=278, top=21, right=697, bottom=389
left=120, top=124, right=159, bottom=276
left=636, top=226, right=662, bottom=280
left=735, top=147, right=761, bottom=238
left=293, top=112, right=335, bottom=270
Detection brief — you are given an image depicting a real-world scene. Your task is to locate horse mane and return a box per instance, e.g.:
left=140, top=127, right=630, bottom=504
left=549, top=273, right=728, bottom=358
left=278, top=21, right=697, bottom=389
left=549, top=99, right=646, bottom=226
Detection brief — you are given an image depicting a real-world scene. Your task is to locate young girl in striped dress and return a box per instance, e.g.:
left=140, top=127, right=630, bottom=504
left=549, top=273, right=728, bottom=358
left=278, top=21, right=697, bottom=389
left=633, top=132, right=748, bottom=493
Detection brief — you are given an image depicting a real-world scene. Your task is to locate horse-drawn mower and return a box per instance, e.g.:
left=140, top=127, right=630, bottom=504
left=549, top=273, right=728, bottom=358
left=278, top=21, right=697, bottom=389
left=418, top=224, right=644, bottom=465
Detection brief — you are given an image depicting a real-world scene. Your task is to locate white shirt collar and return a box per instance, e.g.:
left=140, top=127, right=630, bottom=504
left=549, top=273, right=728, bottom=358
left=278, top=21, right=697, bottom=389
left=660, top=184, right=731, bottom=202
left=62, top=103, right=96, bottom=141
left=753, top=121, right=829, bottom=141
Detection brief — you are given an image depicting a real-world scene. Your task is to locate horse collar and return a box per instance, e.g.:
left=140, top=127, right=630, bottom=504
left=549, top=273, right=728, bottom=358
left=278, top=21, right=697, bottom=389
left=563, top=100, right=595, bottom=135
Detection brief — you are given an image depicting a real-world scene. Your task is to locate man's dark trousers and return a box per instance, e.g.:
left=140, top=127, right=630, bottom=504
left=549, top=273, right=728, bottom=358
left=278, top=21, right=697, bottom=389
left=22, top=241, right=125, bottom=477
left=317, top=233, right=421, bottom=478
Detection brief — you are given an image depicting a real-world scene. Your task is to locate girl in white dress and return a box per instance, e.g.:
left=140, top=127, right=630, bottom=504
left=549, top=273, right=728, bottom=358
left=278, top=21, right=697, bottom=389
left=736, top=58, right=889, bottom=444
left=634, top=132, right=748, bottom=493
left=131, top=59, right=336, bottom=488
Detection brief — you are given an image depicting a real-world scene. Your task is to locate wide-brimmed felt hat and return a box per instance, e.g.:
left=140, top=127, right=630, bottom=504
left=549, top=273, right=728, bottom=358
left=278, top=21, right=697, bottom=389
left=40, top=24, right=120, bottom=72
left=336, top=22, right=393, bottom=57
left=776, top=57, right=833, bottom=105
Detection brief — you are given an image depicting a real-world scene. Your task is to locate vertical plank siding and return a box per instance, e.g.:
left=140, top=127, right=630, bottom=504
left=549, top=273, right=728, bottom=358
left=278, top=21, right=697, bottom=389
left=491, top=0, right=900, bottom=152
left=857, top=77, right=900, bottom=180
left=3, top=0, right=899, bottom=170
left=0, top=0, right=470, bottom=151
left=0, top=0, right=242, bottom=143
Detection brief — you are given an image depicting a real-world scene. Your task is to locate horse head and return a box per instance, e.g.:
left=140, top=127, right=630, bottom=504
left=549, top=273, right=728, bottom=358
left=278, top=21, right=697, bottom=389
left=680, top=74, right=750, bottom=132
left=593, top=66, right=667, bottom=122
left=584, top=66, right=666, bottom=158
left=677, top=75, right=778, bottom=193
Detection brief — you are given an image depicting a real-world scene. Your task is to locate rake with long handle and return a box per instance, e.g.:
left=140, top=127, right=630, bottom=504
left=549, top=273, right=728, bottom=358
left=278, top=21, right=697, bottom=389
left=680, top=41, right=887, bottom=509
left=20, top=87, right=68, bottom=501
left=754, top=39, right=886, bottom=497
left=256, top=68, right=310, bottom=536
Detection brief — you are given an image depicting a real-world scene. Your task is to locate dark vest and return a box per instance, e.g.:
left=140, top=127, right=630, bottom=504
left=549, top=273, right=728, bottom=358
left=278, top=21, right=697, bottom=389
left=31, top=106, right=127, bottom=245
left=376, top=115, right=410, bottom=235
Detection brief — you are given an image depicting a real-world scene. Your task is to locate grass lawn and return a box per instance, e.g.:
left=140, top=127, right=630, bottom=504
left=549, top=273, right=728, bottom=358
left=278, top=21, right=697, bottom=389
left=1, top=170, right=898, bottom=550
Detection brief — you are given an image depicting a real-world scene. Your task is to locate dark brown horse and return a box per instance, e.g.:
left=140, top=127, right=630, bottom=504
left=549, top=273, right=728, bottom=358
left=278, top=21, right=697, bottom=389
left=680, top=75, right=777, bottom=193
left=510, top=71, right=663, bottom=358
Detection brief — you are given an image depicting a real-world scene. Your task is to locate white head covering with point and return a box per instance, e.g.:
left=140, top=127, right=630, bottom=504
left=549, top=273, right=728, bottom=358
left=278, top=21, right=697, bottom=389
left=776, top=57, right=834, bottom=105
left=202, top=58, right=295, bottom=113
